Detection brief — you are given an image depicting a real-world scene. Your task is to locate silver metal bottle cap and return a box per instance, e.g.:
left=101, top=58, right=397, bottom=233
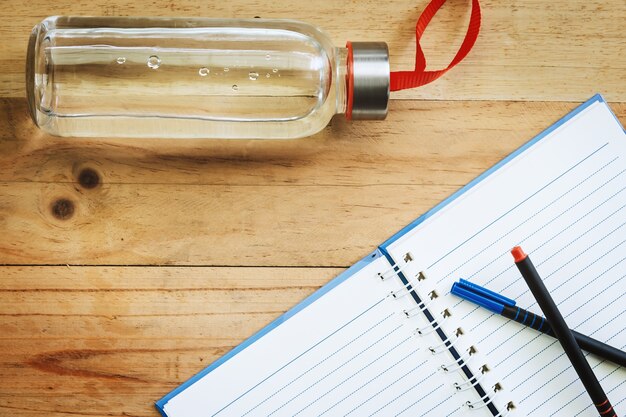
left=348, top=42, right=390, bottom=120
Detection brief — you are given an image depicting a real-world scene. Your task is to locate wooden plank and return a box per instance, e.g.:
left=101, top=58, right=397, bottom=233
left=0, top=265, right=333, bottom=342
left=3, top=0, right=625, bottom=101
left=0, top=265, right=340, bottom=289
left=0, top=99, right=624, bottom=266
left=3, top=98, right=625, bottom=186
left=0, top=98, right=540, bottom=186
left=0, top=266, right=336, bottom=330
left=0, top=181, right=458, bottom=265
left=2, top=1, right=624, bottom=417
left=0, top=266, right=339, bottom=416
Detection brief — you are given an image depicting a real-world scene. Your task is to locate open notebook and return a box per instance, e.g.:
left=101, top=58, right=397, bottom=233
left=156, top=94, right=626, bottom=417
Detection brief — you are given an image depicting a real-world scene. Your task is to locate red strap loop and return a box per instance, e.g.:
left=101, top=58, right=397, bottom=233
left=390, top=0, right=481, bottom=91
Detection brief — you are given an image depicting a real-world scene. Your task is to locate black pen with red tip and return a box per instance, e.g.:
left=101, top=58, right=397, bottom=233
left=512, top=246, right=617, bottom=417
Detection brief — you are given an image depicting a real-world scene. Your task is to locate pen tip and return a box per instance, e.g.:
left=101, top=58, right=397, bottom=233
left=511, top=246, right=527, bottom=262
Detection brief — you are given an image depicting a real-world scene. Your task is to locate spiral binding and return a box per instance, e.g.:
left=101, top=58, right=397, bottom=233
left=466, top=389, right=499, bottom=409
left=454, top=372, right=486, bottom=392
left=428, top=335, right=461, bottom=354
left=403, top=299, right=434, bottom=317
left=388, top=275, right=422, bottom=299
left=493, top=409, right=512, bottom=417
left=378, top=263, right=410, bottom=281
left=414, top=317, right=446, bottom=335
left=382, top=253, right=515, bottom=417
left=442, top=345, right=475, bottom=372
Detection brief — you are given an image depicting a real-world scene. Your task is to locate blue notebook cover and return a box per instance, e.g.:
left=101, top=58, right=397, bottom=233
left=156, top=93, right=616, bottom=416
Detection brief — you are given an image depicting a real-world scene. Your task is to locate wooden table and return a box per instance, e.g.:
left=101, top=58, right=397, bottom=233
left=1, top=1, right=624, bottom=415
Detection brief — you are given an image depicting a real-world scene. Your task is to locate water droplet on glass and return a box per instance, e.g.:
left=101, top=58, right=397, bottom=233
left=116, top=57, right=126, bottom=64
left=265, top=54, right=271, bottom=60
left=248, top=71, right=259, bottom=81
left=272, top=68, right=278, bottom=73
left=232, top=84, right=238, bottom=91
left=147, top=55, right=161, bottom=69
left=266, top=73, right=271, bottom=78
left=223, top=67, right=230, bottom=72
left=198, top=67, right=210, bottom=76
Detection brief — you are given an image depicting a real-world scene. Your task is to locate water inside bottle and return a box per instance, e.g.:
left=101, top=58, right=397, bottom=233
left=29, top=18, right=342, bottom=138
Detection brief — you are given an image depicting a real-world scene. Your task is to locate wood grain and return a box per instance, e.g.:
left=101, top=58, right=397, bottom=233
left=1, top=0, right=625, bottom=416
left=2, top=0, right=626, bottom=100
left=1, top=99, right=625, bottom=266
left=0, top=266, right=338, bottom=416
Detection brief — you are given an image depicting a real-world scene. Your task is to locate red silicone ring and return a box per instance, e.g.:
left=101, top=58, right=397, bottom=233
left=345, top=41, right=354, bottom=120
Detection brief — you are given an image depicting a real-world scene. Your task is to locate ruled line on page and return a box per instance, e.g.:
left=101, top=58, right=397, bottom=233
left=240, top=311, right=396, bottom=416
left=527, top=343, right=626, bottom=416
left=451, top=167, right=626, bottom=318
left=382, top=100, right=626, bottom=417
left=272, top=330, right=409, bottom=416
left=319, top=356, right=427, bottom=416
left=455, top=182, right=626, bottom=318
left=428, top=142, right=610, bottom=271
left=212, top=297, right=387, bottom=416
left=438, top=155, right=619, bottom=285
left=339, top=359, right=431, bottom=416
left=366, top=377, right=442, bottom=417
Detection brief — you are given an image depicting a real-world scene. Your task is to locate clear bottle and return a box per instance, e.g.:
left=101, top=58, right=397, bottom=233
left=26, top=16, right=390, bottom=139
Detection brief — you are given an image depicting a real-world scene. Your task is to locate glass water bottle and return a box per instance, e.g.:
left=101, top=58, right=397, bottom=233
left=27, top=17, right=390, bottom=139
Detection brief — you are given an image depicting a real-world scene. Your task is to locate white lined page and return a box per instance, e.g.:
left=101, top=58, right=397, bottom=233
left=161, top=255, right=497, bottom=417
left=384, top=99, right=626, bottom=416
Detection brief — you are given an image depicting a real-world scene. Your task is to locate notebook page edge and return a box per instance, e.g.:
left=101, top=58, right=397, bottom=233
left=155, top=248, right=385, bottom=415
left=380, top=96, right=626, bottom=415
left=379, top=93, right=610, bottom=253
